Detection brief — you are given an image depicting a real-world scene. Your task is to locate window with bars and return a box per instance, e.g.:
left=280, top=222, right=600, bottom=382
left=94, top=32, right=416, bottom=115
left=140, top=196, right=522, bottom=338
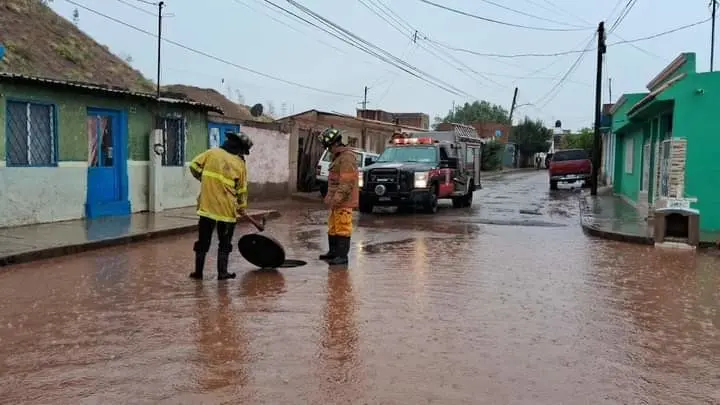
left=6, top=101, right=56, bottom=166
left=161, top=117, right=185, bottom=166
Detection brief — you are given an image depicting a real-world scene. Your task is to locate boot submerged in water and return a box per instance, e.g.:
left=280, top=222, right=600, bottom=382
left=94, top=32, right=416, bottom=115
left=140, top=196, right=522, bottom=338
left=318, top=235, right=337, bottom=260
left=189, top=252, right=206, bottom=280
left=326, top=236, right=350, bottom=265
left=217, top=252, right=236, bottom=280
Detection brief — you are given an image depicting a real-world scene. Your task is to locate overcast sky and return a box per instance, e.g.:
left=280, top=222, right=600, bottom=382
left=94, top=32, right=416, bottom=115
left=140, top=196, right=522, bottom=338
left=51, top=0, right=712, bottom=130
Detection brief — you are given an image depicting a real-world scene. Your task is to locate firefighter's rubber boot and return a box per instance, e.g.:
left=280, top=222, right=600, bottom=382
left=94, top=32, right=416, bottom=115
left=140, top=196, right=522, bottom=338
left=318, top=235, right=337, bottom=260
left=189, top=252, right=206, bottom=280
left=216, top=252, right=236, bottom=280
left=326, top=236, right=350, bottom=265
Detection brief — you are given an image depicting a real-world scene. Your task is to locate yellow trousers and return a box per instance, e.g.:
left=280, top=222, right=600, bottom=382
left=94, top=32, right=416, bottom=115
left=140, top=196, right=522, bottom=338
left=327, top=208, right=353, bottom=237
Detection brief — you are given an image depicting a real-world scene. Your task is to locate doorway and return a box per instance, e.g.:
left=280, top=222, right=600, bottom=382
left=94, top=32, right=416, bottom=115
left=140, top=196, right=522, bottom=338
left=85, top=108, right=130, bottom=219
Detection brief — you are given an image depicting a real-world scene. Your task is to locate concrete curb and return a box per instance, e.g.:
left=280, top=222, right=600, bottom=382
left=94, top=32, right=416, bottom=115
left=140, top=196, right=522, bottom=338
left=0, top=211, right=280, bottom=268
left=580, top=222, right=655, bottom=245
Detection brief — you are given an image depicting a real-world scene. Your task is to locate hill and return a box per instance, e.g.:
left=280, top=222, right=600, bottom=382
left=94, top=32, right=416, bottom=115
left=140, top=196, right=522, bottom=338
left=0, top=0, right=154, bottom=92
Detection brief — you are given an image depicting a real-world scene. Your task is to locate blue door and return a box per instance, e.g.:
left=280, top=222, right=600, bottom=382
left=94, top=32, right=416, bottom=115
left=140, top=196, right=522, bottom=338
left=85, top=108, right=130, bottom=219
left=208, top=122, right=240, bottom=148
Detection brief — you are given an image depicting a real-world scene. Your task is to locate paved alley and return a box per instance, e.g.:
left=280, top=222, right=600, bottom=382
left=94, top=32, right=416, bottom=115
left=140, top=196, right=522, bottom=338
left=1, top=170, right=719, bottom=404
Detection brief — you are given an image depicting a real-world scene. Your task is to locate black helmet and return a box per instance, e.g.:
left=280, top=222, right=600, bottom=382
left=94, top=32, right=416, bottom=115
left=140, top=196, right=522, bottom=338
left=225, top=131, right=253, bottom=155
left=318, top=128, right=343, bottom=149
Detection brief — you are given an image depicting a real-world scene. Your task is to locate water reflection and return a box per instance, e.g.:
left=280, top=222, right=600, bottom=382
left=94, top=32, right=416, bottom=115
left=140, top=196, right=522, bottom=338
left=192, top=283, right=249, bottom=391
left=318, top=269, right=359, bottom=398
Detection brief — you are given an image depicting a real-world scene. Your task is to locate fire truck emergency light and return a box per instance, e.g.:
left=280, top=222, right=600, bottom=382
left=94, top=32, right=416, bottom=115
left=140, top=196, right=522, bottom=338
left=392, top=137, right=434, bottom=145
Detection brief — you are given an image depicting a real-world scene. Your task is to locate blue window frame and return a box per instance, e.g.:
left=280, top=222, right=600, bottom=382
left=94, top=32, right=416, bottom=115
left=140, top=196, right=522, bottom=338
left=5, top=100, right=57, bottom=167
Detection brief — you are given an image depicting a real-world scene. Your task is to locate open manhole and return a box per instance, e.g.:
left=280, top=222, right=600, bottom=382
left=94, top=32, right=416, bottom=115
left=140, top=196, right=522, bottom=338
left=238, top=234, right=307, bottom=269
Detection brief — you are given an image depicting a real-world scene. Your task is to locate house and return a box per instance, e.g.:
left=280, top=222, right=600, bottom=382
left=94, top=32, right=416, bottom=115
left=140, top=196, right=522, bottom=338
left=276, top=109, right=427, bottom=192
left=610, top=52, right=720, bottom=232
left=356, top=109, right=430, bottom=129
left=164, top=85, right=291, bottom=200
left=0, top=72, right=221, bottom=227
left=435, top=121, right=511, bottom=143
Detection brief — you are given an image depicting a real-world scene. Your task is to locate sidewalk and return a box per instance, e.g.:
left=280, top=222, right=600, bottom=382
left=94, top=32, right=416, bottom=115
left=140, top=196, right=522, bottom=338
left=579, top=192, right=719, bottom=247
left=0, top=205, right=281, bottom=267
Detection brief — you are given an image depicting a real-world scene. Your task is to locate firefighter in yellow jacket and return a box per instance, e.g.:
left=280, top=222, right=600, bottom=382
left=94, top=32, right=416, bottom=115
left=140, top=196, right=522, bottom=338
left=317, top=128, right=359, bottom=265
left=188, top=132, right=256, bottom=280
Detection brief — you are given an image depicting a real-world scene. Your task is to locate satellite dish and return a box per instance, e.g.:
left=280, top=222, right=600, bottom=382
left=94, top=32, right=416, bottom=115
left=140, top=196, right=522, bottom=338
left=250, top=103, right=264, bottom=117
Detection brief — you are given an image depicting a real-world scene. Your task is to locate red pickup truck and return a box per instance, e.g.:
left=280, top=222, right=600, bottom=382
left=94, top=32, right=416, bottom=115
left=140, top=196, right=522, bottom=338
left=548, top=149, right=592, bottom=190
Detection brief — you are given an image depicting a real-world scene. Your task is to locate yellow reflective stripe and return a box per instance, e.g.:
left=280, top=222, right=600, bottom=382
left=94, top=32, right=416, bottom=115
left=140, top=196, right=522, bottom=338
left=197, top=209, right=236, bottom=223
left=201, top=169, right=236, bottom=188
left=190, top=161, right=203, bottom=171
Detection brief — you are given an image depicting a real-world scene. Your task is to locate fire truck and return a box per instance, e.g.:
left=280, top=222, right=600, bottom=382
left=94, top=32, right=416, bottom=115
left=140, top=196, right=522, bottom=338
left=358, top=123, right=484, bottom=214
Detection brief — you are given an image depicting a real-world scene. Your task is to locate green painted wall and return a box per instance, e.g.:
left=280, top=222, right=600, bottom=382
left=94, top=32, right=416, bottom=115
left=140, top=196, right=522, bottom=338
left=670, top=72, right=720, bottom=231
left=0, top=82, right=209, bottom=162
left=647, top=53, right=696, bottom=91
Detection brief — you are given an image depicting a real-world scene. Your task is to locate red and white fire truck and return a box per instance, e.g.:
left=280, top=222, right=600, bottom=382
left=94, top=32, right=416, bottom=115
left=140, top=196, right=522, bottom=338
left=358, top=124, right=484, bottom=214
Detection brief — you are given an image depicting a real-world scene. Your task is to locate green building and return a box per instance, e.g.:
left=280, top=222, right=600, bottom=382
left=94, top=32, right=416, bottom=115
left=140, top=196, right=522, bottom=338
left=610, top=52, right=720, bottom=233
left=0, top=72, right=221, bottom=227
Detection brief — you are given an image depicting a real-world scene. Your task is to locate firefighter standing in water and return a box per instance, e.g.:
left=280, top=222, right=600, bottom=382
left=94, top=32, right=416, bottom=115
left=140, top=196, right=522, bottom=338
left=317, top=128, right=359, bottom=265
left=188, top=132, right=261, bottom=280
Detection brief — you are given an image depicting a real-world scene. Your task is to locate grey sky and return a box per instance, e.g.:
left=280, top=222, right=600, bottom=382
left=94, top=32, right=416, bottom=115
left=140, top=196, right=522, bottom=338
left=51, top=0, right=712, bottom=130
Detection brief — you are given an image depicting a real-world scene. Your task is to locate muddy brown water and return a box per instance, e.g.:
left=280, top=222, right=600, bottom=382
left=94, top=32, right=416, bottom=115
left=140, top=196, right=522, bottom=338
left=0, top=171, right=719, bottom=404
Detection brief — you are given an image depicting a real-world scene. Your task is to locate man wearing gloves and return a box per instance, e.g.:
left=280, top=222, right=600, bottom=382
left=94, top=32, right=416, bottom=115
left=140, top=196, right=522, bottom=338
left=188, top=131, right=258, bottom=280
left=317, top=128, right=359, bottom=265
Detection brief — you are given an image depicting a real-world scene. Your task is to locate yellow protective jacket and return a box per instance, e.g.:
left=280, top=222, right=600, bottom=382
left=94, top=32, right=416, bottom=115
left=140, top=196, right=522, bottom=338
left=324, top=146, right=359, bottom=209
left=189, top=148, right=248, bottom=223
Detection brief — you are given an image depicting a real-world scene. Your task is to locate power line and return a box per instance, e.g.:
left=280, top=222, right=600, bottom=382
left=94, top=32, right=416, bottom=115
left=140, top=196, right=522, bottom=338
left=266, top=0, right=473, bottom=97
left=475, top=0, right=590, bottom=29
left=417, top=0, right=592, bottom=32
left=534, top=34, right=597, bottom=109
left=435, top=17, right=710, bottom=58
left=63, top=0, right=360, bottom=97
left=113, top=0, right=156, bottom=16
left=608, top=0, right=639, bottom=34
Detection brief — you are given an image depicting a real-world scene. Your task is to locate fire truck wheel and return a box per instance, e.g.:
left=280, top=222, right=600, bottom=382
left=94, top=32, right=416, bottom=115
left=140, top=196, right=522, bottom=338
left=423, top=187, right=439, bottom=214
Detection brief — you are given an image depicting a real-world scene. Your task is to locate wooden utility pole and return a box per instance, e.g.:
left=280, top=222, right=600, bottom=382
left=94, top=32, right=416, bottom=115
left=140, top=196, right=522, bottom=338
left=712, top=0, right=717, bottom=71
left=591, top=22, right=606, bottom=196
left=508, top=87, right=519, bottom=167
left=156, top=1, right=164, bottom=99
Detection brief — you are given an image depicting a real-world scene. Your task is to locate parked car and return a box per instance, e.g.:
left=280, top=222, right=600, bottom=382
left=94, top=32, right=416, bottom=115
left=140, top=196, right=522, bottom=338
left=316, top=148, right=379, bottom=197
left=548, top=149, right=592, bottom=190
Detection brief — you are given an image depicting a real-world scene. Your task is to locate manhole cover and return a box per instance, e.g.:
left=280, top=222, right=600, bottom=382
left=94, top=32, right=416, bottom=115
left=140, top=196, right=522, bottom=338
left=237, top=234, right=306, bottom=269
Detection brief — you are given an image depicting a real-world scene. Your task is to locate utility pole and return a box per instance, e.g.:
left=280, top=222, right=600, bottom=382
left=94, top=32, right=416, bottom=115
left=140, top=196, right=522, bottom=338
left=712, top=0, right=717, bottom=71
left=508, top=87, right=519, bottom=167
left=608, top=77, right=613, bottom=102
left=362, top=86, right=368, bottom=109
left=591, top=22, right=606, bottom=196
left=156, top=1, right=164, bottom=99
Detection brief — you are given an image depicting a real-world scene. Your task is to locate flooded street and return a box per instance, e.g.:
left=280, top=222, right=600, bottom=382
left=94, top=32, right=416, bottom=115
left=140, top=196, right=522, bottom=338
left=1, top=170, right=719, bottom=404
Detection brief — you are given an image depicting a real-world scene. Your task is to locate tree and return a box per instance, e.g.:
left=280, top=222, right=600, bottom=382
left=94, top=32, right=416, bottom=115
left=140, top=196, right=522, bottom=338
left=563, top=127, right=593, bottom=150
left=512, top=117, right=552, bottom=158
left=434, top=100, right=510, bottom=128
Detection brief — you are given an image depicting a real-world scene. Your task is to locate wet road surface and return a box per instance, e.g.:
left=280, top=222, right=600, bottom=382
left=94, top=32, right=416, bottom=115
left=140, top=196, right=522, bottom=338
left=1, top=170, right=719, bottom=404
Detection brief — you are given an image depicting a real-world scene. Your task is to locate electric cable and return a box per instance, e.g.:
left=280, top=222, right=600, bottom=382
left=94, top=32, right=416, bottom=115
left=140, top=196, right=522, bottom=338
left=417, top=0, right=593, bottom=32
left=475, top=0, right=590, bottom=29
left=63, top=0, right=360, bottom=97
left=270, top=0, right=473, bottom=97
left=113, top=0, right=155, bottom=16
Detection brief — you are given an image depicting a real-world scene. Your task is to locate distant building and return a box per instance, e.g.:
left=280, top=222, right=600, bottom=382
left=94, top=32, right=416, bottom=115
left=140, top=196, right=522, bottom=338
left=356, top=109, right=430, bottom=130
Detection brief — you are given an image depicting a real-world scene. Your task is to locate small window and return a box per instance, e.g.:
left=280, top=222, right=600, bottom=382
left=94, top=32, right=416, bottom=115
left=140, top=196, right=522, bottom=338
left=162, top=117, right=185, bottom=166
left=624, top=138, right=634, bottom=174
left=6, top=101, right=56, bottom=166
left=347, top=137, right=358, bottom=147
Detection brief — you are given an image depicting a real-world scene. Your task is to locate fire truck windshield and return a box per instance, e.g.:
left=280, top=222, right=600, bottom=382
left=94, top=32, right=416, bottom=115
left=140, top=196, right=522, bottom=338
left=376, top=146, right=437, bottom=163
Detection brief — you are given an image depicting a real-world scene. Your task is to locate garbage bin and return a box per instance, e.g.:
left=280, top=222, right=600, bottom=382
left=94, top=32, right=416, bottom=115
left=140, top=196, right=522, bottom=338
left=654, top=207, right=700, bottom=246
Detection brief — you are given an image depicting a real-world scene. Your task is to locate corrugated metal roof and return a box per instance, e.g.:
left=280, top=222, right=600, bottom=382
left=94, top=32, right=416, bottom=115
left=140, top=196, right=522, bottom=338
left=0, top=72, right=224, bottom=114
